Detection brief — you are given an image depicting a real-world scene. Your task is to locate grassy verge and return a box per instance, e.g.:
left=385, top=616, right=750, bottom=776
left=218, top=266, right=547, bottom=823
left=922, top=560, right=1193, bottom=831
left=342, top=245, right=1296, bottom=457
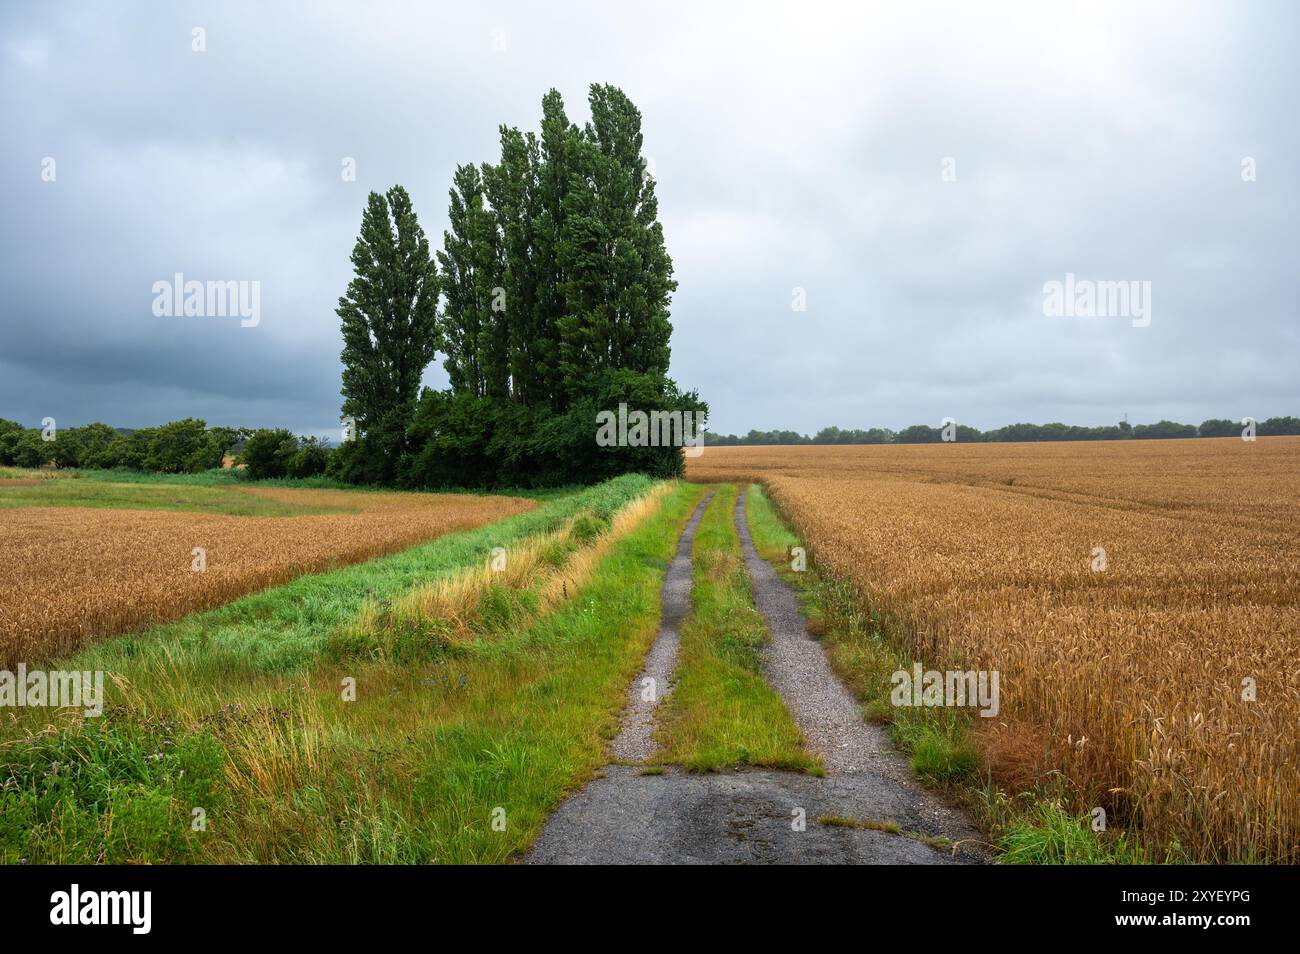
left=0, top=476, right=698, bottom=864
left=743, top=482, right=1159, bottom=864
left=34, top=474, right=657, bottom=678
left=0, top=465, right=593, bottom=499
left=0, top=465, right=359, bottom=491
left=653, top=485, right=820, bottom=774
left=332, top=482, right=672, bottom=659
left=0, top=476, right=346, bottom=516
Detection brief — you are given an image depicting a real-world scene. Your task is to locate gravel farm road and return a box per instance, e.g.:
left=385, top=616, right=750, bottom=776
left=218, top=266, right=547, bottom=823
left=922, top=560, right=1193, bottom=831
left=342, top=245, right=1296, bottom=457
left=527, top=488, right=985, bottom=865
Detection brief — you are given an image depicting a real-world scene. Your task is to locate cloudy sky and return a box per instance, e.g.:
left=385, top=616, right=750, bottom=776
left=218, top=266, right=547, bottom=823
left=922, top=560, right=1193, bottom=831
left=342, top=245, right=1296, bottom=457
left=2, top=0, right=1296, bottom=436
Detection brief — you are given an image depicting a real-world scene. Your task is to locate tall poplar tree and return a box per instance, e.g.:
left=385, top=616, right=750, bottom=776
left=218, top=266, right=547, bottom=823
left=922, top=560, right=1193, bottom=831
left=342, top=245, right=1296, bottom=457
left=337, top=185, right=441, bottom=481
left=438, top=164, right=505, bottom=399
left=557, top=84, right=675, bottom=401
left=481, top=126, right=539, bottom=405
left=528, top=89, right=576, bottom=407
left=405, top=84, right=703, bottom=490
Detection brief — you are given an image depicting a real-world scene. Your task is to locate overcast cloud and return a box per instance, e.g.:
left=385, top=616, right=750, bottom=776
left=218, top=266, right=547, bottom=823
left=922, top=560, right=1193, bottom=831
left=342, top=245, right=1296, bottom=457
left=1, top=0, right=1296, bottom=436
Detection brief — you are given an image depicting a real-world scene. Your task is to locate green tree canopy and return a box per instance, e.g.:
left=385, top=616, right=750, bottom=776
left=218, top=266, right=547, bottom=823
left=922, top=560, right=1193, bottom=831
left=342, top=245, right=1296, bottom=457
left=337, top=185, right=442, bottom=483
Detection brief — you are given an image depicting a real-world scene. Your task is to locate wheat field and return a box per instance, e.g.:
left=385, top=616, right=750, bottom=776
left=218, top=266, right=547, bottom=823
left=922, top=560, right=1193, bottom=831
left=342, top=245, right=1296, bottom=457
left=0, top=486, right=533, bottom=666
left=689, top=437, right=1300, bottom=862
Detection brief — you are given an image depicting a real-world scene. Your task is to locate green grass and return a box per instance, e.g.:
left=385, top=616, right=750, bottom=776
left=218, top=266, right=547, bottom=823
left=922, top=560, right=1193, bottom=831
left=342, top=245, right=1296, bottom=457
left=995, top=801, right=1152, bottom=864
left=892, top=714, right=981, bottom=782
left=0, top=476, right=345, bottom=516
left=0, top=710, right=227, bottom=864
left=0, top=464, right=584, bottom=515
left=0, top=465, right=375, bottom=491
left=52, top=473, right=660, bottom=678
left=653, top=485, right=820, bottom=774
left=0, top=474, right=692, bottom=864
left=820, top=814, right=901, bottom=834
left=3, top=464, right=603, bottom=500
left=818, top=814, right=956, bottom=852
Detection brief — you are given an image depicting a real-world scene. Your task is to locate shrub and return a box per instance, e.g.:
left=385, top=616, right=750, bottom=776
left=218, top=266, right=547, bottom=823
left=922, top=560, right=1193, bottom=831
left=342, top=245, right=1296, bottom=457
left=286, top=436, right=330, bottom=478
left=73, top=423, right=122, bottom=468
left=9, top=429, right=49, bottom=468
left=0, top=418, right=24, bottom=464
left=100, top=431, right=150, bottom=470
left=1198, top=418, right=1238, bottom=437
left=1132, top=420, right=1197, bottom=440
left=141, top=418, right=226, bottom=473
left=1259, top=415, right=1300, bottom=436
left=325, top=437, right=368, bottom=484
left=398, top=370, right=706, bottom=490
left=240, top=428, right=298, bottom=480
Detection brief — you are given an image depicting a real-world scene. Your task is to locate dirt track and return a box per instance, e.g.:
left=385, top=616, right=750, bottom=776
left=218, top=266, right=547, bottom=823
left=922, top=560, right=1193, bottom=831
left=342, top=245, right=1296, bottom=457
left=527, top=488, right=984, bottom=865
left=608, top=490, right=714, bottom=762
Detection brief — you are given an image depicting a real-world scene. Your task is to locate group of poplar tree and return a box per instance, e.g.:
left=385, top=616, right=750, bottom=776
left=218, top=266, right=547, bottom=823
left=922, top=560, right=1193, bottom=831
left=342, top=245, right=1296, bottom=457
left=332, top=85, right=705, bottom=488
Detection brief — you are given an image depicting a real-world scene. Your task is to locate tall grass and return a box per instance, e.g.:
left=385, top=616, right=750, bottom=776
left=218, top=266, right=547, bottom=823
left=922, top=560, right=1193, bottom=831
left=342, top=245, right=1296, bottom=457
left=335, top=481, right=671, bottom=656
left=1, top=474, right=684, bottom=864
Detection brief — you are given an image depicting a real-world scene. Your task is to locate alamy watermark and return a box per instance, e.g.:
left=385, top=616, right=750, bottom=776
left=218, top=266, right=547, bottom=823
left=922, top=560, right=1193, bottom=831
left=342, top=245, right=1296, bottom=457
left=152, top=272, right=260, bottom=327
left=891, top=662, right=1000, bottom=717
left=595, top=403, right=704, bottom=457
left=0, top=665, right=104, bottom=717
left=1043, top=272, right=1151, bottom=328
left=50, top=884, right=150, bottom=934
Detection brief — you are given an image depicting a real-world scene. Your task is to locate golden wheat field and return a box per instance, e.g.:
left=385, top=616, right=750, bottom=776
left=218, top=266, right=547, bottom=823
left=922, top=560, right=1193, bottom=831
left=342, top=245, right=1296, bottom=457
left=689, top=437, right=1300, bottom=863
left=0, top=486, right=533, bottom=666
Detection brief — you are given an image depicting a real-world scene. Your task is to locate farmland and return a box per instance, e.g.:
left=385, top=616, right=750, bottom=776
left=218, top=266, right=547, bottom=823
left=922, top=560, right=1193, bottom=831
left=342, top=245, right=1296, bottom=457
left=4, top=440, right=1295, bottom=865
left=688, top=437, right=1300, bottom=863
left=0, top=474, right=685, bottom=864
left=0, top=475, right=534, bottom=666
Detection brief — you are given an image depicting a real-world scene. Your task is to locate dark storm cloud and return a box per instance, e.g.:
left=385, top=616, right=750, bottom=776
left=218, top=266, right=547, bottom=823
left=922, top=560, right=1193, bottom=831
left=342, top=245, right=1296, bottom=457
left=1, top=0, right=1296, bottom=436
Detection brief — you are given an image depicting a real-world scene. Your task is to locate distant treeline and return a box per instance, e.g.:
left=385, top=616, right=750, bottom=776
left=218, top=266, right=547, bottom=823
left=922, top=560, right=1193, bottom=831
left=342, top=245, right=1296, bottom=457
left=0, top=418, right=331, bottom=479
left=706, top=416, right=1300, bottom=446
left=6, top=414, right=1299, bottom=479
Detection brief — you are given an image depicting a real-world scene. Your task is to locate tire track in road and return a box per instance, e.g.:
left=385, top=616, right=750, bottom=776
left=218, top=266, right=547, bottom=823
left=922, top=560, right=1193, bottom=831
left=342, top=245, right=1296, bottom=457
left=732, top=488, right=984, bottom=847
left=527, top=486, right=983, bottom=864
left=608, top=489, right=714, bottom=762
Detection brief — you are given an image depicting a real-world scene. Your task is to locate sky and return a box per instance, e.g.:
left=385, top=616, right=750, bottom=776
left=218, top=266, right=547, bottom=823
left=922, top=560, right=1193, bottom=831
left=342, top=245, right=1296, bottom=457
left=1, top=0, right=1296, bottom=437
